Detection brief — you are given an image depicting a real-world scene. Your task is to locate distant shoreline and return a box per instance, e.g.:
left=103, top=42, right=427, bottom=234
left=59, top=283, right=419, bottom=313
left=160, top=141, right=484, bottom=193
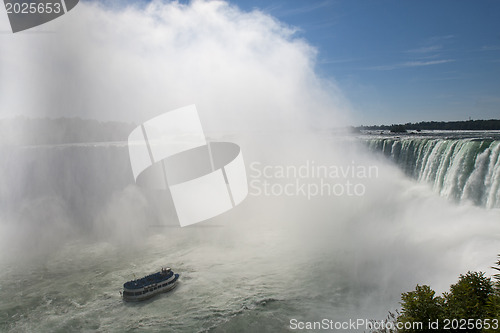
left=355, top=119, right=500, bottom=132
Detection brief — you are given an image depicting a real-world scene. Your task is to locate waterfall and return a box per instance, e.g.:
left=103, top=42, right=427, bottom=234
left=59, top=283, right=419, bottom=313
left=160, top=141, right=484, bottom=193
left=367, top=138, right=500, bottom=208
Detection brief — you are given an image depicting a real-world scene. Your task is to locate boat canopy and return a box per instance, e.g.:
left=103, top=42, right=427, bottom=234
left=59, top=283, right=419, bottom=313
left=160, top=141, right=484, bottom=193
left=124, top=269, right=174, bottom=290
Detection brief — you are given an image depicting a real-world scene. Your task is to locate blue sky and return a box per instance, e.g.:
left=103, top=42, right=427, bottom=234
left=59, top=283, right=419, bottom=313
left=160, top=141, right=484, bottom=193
left=231, top=0, right=500, bottom=125
left=3, top=0, right=498, bottom=126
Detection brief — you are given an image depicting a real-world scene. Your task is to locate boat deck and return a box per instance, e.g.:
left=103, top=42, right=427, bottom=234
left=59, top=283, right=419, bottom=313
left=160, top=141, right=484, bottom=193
left=124, top=269, right=174, bottom=290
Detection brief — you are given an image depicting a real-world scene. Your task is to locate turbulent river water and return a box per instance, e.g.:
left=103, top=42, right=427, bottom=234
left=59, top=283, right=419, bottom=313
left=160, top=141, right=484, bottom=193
left=1, top=131, right=499, bottom=332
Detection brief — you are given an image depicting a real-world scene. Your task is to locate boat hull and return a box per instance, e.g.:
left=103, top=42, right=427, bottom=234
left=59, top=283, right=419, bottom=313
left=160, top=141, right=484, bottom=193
left=123, top=273, right=179, bottom=302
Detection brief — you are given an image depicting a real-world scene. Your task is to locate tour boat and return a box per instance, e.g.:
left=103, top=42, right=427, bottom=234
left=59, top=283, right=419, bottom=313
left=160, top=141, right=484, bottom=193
left=122, top=267, right=179, bottom=301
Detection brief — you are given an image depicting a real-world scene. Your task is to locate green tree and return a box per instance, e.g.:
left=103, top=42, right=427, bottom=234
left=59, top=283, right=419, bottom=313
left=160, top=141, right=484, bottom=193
left=483, top=257, right=500, bottom=332
left=389, top=124, right=407, bottom=133
left=392, top=257, right=500, bottom=333
left=397, top=272, right=497, bottom=333
left=443, top=271, right=493, bottom=327
left=493, top=255, right=500, bottom=282
left=398, top=284, right=444, bottom=332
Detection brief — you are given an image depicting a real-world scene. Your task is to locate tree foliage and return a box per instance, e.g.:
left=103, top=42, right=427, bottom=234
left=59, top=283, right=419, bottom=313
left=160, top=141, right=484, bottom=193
left=399, top=285, right=444, bottom=331
left=444, top=272, right=493, bottom=322
left=493, top=255, right=500, bottom=282
left=396, top=269, right=500, bottom=333
left=483, top=256, right=500, bottom=333
left=389, top=124, right=407, bottom=133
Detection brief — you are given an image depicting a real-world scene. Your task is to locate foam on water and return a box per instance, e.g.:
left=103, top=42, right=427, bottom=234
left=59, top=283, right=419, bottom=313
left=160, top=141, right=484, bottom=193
left=1, top=135, right=500, bottom=332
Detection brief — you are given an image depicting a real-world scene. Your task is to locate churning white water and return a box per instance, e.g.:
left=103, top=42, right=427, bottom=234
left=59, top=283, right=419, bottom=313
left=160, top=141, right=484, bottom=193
left=1, top=133, right=500, bottom=332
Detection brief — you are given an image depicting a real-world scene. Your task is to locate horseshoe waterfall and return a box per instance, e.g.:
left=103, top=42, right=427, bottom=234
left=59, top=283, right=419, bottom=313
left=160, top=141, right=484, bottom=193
left=367, top=136, right=500, bottom=208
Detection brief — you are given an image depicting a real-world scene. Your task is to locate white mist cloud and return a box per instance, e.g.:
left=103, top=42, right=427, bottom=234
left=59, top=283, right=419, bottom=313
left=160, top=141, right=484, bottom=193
left=1, top=1, right=499, bottom=324
left=0, top=0, right=351, bottom=131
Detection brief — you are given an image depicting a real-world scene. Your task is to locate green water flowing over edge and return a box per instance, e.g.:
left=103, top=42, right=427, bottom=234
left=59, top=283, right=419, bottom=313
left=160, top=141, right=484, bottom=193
left=367, top=138, right=500, bottom=208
